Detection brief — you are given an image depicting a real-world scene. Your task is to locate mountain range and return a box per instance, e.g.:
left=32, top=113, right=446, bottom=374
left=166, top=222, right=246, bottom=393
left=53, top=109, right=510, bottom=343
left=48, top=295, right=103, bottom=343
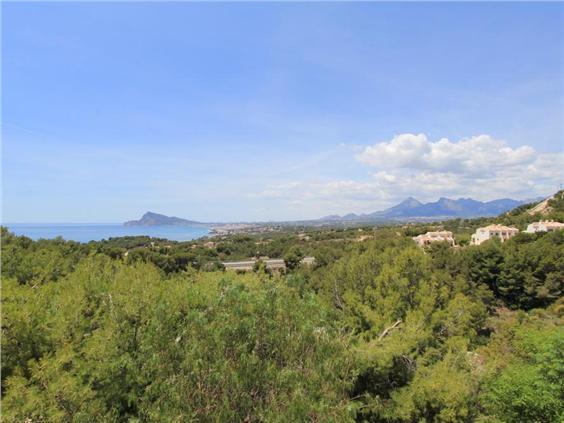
left=319, top=197, right=526, bottom=222
left=125, top=196, right=530, bottom=227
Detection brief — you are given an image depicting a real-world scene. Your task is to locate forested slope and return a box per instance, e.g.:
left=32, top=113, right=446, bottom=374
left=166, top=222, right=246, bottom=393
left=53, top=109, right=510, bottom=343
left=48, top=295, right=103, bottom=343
left=1, top=198, right=563, bottom=422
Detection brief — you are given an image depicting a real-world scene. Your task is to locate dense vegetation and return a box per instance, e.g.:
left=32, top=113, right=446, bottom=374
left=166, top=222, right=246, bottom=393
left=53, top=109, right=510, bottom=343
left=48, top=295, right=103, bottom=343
left=2, top=196, right=563, bottom=422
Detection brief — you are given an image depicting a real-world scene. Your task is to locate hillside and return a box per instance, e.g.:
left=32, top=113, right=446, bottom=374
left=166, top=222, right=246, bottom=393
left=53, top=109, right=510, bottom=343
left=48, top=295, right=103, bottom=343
left=2, top=208, right=562, bottom=422
left=526, top=192, right=563, bottom=216
left=496, top=190, right=564, bottom=227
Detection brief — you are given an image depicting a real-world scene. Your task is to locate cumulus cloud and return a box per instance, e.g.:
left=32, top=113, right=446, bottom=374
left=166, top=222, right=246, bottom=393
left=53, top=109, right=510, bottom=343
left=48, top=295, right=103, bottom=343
left=357, top=133, right=537, bottom=176
left=251, top=133, right=562, bottom=217
left=353, top=133, right=562, bottom=201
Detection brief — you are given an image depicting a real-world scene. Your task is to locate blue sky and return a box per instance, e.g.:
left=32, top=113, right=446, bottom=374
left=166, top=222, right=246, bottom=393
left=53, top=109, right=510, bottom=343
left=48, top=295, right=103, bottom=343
left=3, top=2, right=563, bottom=222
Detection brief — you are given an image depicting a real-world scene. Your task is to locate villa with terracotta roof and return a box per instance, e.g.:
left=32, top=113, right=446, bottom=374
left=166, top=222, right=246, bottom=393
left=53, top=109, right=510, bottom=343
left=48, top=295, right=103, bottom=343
left=413, top=231, right=455, bottom=247
left=525, top=220, right=564, bottom=233
left=470, top=224, right=519, bottom=245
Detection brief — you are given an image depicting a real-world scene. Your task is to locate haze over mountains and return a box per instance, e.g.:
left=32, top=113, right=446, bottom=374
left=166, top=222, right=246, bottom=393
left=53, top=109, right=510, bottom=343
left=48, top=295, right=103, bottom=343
left=321, top=197, right=526, bottom=222
left=125, top=196, right=530, bottom=226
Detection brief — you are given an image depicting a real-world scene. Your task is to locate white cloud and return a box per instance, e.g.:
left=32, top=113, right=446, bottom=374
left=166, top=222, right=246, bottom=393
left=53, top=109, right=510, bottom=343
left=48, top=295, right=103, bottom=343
left=357, top=133, right=537, bottom=177
left=353, top=133, right=562, bottom=202
left=250, top=133, right=563, bottom=217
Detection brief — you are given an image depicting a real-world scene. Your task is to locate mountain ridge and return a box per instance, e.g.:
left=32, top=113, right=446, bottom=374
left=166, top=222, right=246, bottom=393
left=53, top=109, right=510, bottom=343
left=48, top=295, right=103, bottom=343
left=320, top=196, right=526, bottom=222
left=125, top=196, right=538, bottom=227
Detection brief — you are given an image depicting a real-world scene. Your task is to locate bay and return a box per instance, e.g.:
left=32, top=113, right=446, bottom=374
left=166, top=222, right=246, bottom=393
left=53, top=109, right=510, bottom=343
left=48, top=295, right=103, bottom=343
left=4, top=223, right=210, bottom=243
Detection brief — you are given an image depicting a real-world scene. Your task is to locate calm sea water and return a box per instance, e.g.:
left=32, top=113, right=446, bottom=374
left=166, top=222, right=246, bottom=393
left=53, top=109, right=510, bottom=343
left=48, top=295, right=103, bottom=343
left=4, top=224, right=210, bottom=243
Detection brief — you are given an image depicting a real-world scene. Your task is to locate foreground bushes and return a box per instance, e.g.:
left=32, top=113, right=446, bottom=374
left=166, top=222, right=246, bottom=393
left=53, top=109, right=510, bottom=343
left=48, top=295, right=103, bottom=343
left=2, top=229, right=563, bottom=422
left=477, top=309, right=564, bottom=423
left=2, top=258, right=354, bottom=422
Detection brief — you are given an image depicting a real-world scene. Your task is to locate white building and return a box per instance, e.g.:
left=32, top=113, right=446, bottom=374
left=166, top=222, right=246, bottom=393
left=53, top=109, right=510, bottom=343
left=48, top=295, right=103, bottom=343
left=413, top=231, right=455, bottom=247
left=525, top=220, right=564, bottom=233
left=470, top=224, right=519, bottom=245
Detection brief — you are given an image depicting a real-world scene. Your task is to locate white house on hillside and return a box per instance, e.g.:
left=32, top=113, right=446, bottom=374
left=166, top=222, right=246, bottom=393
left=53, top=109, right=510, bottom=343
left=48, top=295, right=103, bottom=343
left=413, top=231, right=455, bottom=247
left=470, top=224, right=519, bottom=245
left=525, top=220, right=564, bottom=233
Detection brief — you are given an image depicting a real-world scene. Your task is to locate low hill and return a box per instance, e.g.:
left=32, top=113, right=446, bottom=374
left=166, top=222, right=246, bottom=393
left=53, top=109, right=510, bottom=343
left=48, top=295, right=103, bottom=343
left=496, top=190, right=564, bottom=227
left=526, top=193, right=561, bottom=216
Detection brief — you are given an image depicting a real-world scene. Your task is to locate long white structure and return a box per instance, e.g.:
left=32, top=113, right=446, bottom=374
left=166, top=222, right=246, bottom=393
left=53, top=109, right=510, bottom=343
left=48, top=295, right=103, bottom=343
left=525, top=220, right=564, bottom=233
left=470, top=224, right=519, bottom=245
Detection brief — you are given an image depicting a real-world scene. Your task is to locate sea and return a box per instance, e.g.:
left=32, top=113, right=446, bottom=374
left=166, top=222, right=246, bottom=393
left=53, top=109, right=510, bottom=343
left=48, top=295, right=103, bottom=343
left=4, top=224, right=210, bottom=243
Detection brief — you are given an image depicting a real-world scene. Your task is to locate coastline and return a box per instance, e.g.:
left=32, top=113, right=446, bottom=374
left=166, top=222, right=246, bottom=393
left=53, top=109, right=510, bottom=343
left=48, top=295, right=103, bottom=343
left=4, top=223, right=211, bottom=243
